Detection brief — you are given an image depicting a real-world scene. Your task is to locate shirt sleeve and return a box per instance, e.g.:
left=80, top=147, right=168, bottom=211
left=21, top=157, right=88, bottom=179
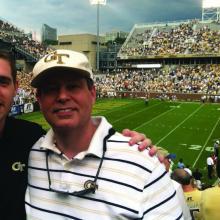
left=174, top=182, right=192, bottom=220
left=141, top=163, right=183, bottom=220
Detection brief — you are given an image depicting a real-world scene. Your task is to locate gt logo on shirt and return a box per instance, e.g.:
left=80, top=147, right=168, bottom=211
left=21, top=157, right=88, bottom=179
left=12, top=162, right=25, bottom=172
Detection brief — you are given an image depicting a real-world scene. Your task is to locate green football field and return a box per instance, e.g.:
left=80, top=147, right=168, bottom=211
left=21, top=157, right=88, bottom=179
left=17, top=98, right=220, bottom=183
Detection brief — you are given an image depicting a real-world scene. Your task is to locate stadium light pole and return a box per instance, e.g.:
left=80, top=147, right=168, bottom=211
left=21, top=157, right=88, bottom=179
left=90, top=0, right=106, bottom=72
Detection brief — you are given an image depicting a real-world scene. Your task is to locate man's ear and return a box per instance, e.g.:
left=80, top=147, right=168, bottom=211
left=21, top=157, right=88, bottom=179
left=14, top=80, right=18, bottom=96
left=91, top=85, right=96, bottom=105
left=36, top=89, right=42, bottom=109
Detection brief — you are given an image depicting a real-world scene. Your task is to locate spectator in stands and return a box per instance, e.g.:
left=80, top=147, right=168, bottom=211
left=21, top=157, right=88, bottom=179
left=172, top=168, right=220, bottom=220
left=177, top=158, right=185, bottom=169
left=25, top=49, right=183, bottom=219
left=171, top=168, right=202, bottom=220
left=0, top=50, right=156, bottom=220
left=200, top=184, right=220, bottom=220
left=216, top=157, right=220, bottom=184
left=184, top=165, right=192, bottom=176
left=192, top=168, right=203, bottom=190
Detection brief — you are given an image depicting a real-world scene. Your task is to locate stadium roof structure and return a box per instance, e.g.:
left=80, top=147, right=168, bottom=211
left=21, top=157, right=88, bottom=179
left=202, top=0, right=220, bottom=21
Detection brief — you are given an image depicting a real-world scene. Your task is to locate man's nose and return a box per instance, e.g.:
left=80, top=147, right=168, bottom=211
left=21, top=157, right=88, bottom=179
left=57, top=86, right=70, bottom=102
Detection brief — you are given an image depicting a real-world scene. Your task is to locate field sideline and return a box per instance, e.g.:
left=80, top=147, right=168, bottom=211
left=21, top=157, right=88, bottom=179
left=17, top=98, right=220, bottom=179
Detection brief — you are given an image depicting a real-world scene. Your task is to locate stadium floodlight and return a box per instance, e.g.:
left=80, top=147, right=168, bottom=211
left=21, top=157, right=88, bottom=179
left=90, top=0, right=107, bottom=72
left=90, top=0, right=106, bottom=5
left=202, top=0, right=220, bottom=21
left=202, top=0, right=220, bottom=8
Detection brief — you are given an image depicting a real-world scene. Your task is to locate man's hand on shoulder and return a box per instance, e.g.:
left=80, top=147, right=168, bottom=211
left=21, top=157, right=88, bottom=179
left=122, top=128, right=159, bottom=159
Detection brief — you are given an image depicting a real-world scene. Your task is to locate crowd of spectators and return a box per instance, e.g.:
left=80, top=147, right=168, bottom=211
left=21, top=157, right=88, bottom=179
left=95, top=64, right=220, bottom=98
left=13, top=64, right=220, bottom=104
left=120, top=29, right=152, bottom=57
left=1, top=18, right=220, bottom=104
left=13, top=71, right=36, bottom=105
left=120, top=20, right=220, bottom=57
left=0, top=19, right=52, bottom=59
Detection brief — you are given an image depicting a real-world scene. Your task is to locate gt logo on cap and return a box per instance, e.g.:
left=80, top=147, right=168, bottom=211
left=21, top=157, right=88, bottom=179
left=44, top=51, right=70, bottom=64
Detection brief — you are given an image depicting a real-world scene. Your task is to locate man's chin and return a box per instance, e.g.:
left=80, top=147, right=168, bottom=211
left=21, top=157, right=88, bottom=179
left=53, top=123, right=78, bottom=131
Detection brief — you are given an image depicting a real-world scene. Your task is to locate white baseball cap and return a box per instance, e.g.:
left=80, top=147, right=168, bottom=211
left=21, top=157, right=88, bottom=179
left=31, top=49, right=93, bottom=87
left=184, top=168, right=192, bottom=176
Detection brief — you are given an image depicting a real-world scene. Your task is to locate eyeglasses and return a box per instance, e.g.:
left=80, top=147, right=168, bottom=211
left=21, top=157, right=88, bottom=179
left=46, top=128, right=115, bottom=196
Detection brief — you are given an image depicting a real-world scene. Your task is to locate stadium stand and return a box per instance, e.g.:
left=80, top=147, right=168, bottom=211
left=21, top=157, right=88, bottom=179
left=0, top=17, right=53, bottom=105
left=0, top=18, right=52, bottom=61
left=118, top=19, right=220, bottom=58
left=95, top=64, right=220, bottom=101
left=1, top=18, right=220, bottom=104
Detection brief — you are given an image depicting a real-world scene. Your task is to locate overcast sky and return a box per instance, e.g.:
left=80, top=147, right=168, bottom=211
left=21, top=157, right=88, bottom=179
left=0, top=0, right=202, bottom=40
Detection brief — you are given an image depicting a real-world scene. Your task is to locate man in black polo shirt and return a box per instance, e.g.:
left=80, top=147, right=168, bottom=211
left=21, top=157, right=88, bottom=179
left=0, top=50, right=154, bottom=220
left=0, top=51, right=46, bottom=220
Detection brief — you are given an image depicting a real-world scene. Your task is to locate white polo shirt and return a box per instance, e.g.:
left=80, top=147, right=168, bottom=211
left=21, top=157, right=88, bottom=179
left=25, top=116, right=183, bottom=219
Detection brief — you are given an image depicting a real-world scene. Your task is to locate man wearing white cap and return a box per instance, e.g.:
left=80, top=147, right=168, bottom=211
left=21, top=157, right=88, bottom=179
left=25, top=49, right=183, bottom=219
left=0, top=49, right=160, bottom=220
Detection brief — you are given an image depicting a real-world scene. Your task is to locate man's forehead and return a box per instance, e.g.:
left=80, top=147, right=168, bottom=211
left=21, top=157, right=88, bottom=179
left=0, top=59, right=13, bottom=77
left=48, top=73, right=84, bottom=81
left=0, top=58, right=11, bottom=69
left=42, top=73, right=85, bottom=84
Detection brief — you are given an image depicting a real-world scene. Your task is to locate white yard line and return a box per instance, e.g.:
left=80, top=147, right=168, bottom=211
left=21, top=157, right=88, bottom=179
left=112, top=102, right=161, bottom=123
left=155, top=104, right=204, bottom=146
left=133, top=104, right=183, bottom=130
left=193, top=117, right=220, bottom=168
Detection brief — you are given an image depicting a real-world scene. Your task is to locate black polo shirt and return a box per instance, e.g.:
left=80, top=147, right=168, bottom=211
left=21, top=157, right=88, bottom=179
left=0, top=117, right=45, bottom=220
